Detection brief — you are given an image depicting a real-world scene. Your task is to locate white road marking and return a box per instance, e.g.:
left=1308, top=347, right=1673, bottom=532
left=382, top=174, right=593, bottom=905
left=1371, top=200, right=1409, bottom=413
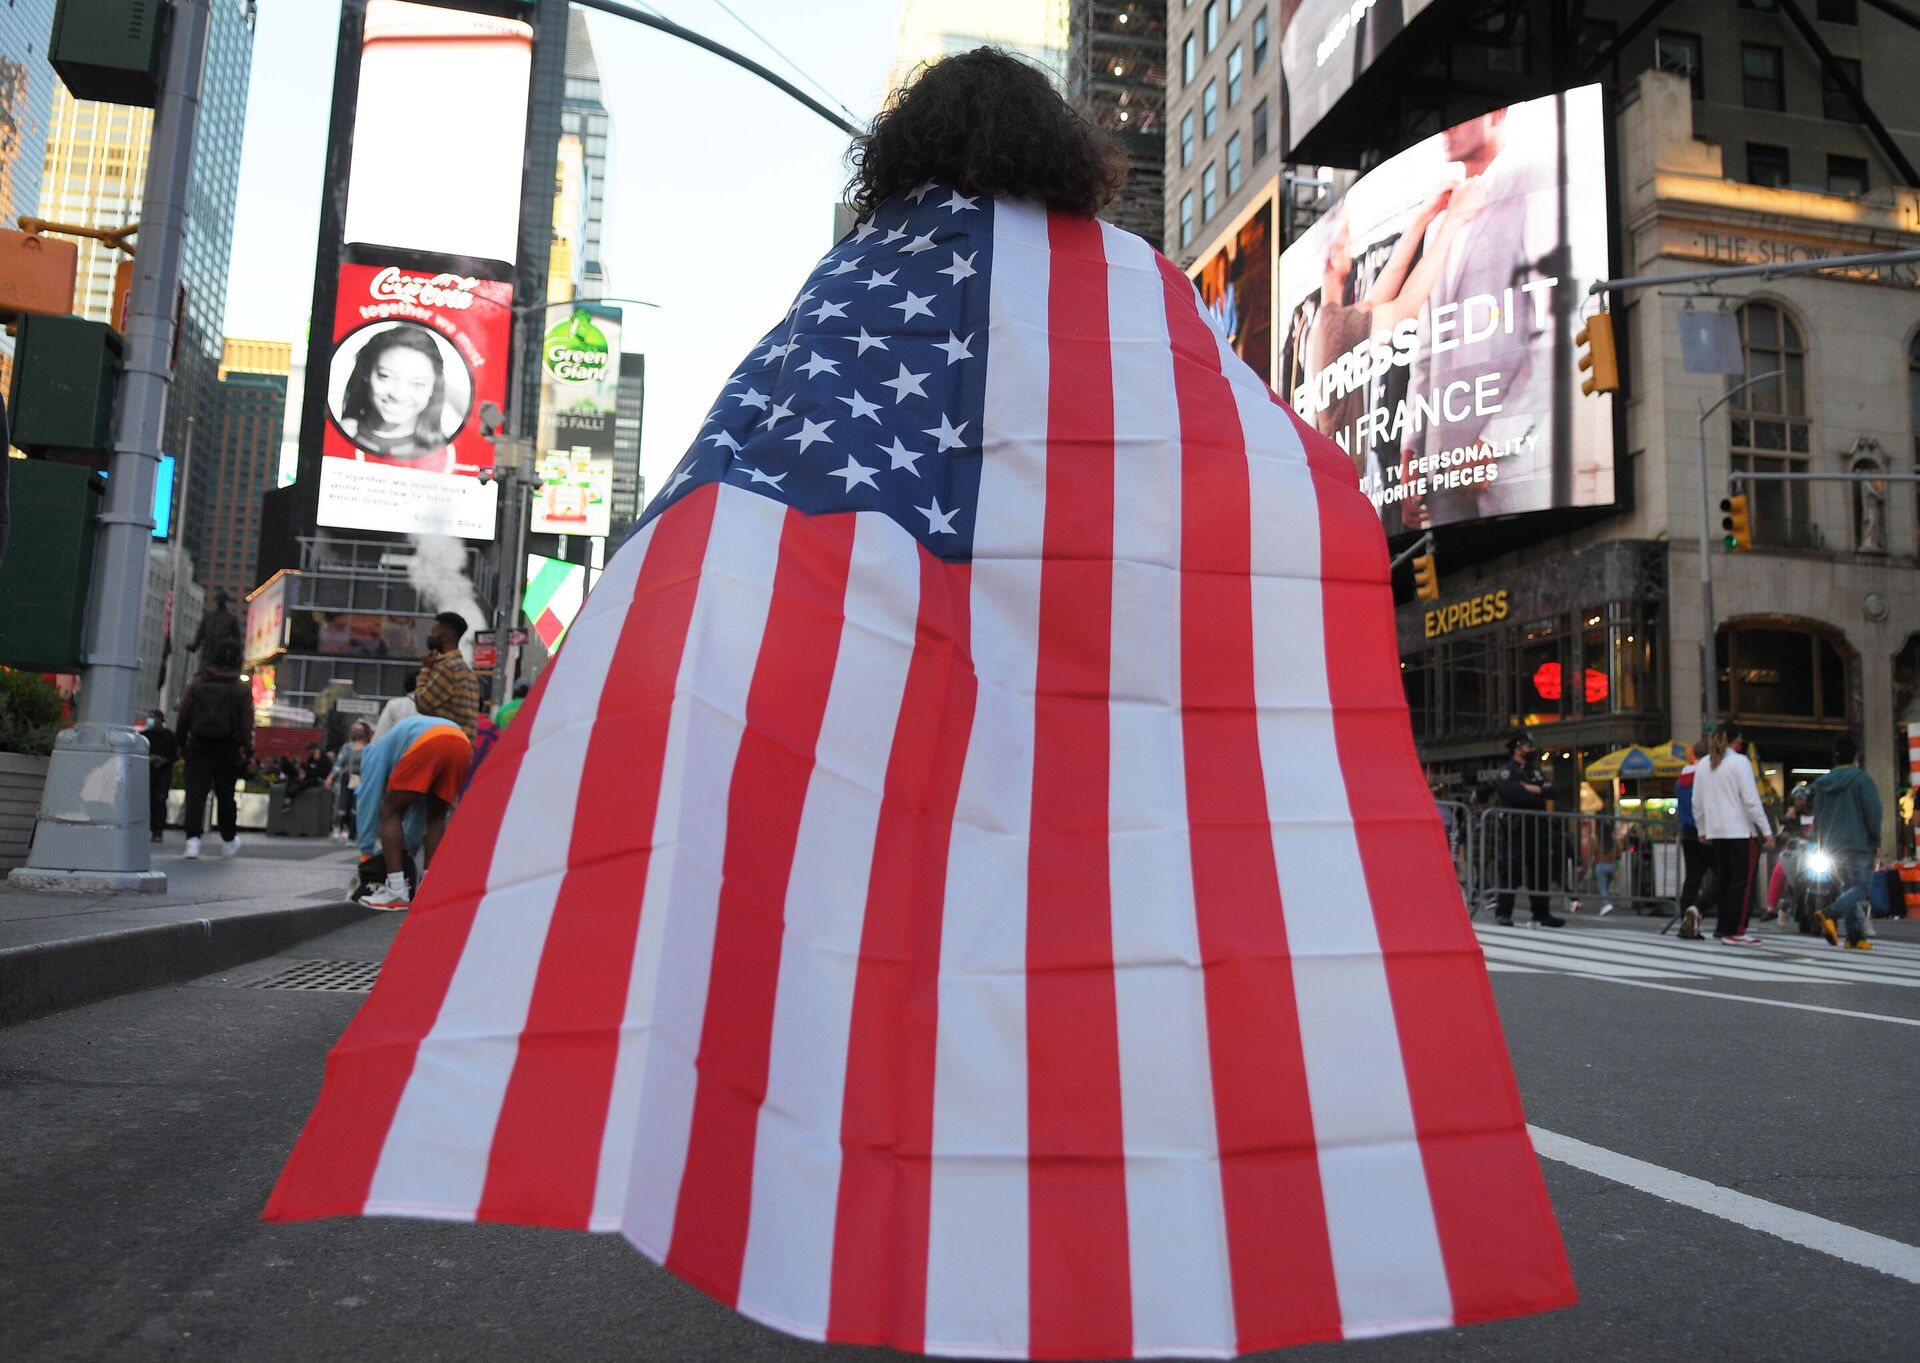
left=1529, top=1125, right=1920, bottom=1286
left=1547, top=973, right=1920, bottom=1027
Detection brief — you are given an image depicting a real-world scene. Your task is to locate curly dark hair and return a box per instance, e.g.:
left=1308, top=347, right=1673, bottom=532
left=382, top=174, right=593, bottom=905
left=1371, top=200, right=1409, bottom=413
left=846, top=48, right=1126, bottom=219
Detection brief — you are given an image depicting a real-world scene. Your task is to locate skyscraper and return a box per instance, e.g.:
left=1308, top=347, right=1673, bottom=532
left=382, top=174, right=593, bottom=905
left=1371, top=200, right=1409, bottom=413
left=612, top=350, right=645, bottom=537
left=562, top=6, right=610, bottom=294
left=199, top=367, right=286, bottom=607
left=1067, top=2, right=1165, bottom=249
left=0, top=0, right=61, bottom=392
left=36, top=0, right=256, bottom=587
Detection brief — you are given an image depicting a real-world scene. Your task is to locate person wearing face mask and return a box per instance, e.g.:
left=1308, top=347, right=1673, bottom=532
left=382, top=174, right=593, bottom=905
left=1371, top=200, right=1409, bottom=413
left=337, top=325, right=450, bottom=468
left=1492, top=731, right=1565, bottom=927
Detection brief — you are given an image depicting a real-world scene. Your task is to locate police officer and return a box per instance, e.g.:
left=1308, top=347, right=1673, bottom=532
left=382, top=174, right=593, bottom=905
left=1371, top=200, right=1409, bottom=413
left=1493, top=731, right=1564, bottom=927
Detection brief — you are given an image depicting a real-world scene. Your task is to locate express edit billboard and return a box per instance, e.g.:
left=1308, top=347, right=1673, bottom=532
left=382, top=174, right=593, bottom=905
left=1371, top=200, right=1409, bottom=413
left=1189, top=190, right=1276, bottom=388
left=313, top=0, right=533, bottom=541
left=1277, top=86, right=1613, bottom=534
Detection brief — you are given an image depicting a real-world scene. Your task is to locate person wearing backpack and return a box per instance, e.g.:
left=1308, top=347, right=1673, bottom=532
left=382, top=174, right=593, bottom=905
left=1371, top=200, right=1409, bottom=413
left=1812, top=732, right=1883, bottom=951
left=175, top=640, right=255, bottom=859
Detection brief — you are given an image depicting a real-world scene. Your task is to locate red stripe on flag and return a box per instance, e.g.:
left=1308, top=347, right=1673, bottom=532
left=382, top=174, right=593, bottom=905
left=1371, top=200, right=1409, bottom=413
left=1025, top=210, right=1132, bottom=1360
left=828, top=551, right=976, bottom=1350
left=475, top=487, right=720, bottom=1226
left=262, top=629, right=569, bottom=1221
left=1299, top=402, right=1575, bottom=1323
left=1156, top=256, right=1342, bottom=1349
left=665, top=509, right=858, bottom=1305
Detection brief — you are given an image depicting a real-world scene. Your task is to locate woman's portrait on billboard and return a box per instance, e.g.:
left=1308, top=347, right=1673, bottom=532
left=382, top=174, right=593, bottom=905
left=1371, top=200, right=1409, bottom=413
left=328, top=321, right=474, bottom=469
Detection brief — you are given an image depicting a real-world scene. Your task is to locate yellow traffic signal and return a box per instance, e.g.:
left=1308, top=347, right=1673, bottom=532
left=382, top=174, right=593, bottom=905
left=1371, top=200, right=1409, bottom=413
left=1576, top=310, right=1620, bottom=395
left=1719, top=493, right=1752, bottom=551
left=1412, top=551, right=1440, bottom=600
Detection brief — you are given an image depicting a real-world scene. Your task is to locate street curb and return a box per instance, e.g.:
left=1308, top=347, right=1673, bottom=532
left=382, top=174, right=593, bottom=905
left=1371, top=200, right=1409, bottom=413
left=0, top=899, right=375, bottom=1027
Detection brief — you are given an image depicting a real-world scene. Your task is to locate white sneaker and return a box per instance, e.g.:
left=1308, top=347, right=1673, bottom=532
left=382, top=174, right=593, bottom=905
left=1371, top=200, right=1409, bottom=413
left=365, top=884, right=412, bottom=911
left=222, top=836, right=243, bottom=858
left=182, top=837, right=201, bottom=859
left=1598, top=902, right=1615, bottom=916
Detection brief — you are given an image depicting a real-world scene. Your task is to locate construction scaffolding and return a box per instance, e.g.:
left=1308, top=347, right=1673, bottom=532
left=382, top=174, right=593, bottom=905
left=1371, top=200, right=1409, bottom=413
left=1066, top=1, right=1167, bottom=250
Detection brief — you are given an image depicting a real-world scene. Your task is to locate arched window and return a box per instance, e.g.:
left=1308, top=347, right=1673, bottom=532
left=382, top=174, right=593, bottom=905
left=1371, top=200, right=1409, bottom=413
left=1731, top=302, right=1811, bottom=547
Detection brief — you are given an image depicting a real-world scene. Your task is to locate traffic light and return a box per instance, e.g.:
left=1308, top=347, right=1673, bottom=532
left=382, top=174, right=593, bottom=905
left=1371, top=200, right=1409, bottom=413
left=1576, top=310, right=1620, bottom=395
left=1412, top=551, right=1440, bottom=601
left=1720, top=493, right=1752, bottom=551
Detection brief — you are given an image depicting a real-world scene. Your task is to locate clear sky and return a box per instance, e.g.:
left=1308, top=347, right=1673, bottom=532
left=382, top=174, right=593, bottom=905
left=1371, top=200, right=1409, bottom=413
left=224, top=0, right=901, bottom=499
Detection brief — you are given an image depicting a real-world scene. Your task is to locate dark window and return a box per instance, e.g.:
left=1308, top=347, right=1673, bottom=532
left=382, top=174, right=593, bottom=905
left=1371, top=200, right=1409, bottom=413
left=1180, top=191, right=1195, bottom=247
left=1821, top=57, right=1862, bottom=120
left=1482, top=10, right=1531, bottom=75
left=1655, top=31, right=1704, bottom=100
left=1739, top=0, right=1779, bottom=10
left=1252, top=8, right=1270, bottom=71
left=1202, top=161, right=1218, bottom=220
left=1717, top=627, right=1850, bottom=721
left=1817, top=0, right=1858, bottom=21
left=1251, top=97, right=1269, bottom=160
left=1226, top=131, right=1243, bottom=194
left=1577, top=19, right=1619, bottom=76
left=1227, top=44, right=1243, bottom=105
left=1206, top=0, right=1218, bottom=51
left=1183, top=33, right=1196, bottom=85
left=1828, top=153, right=1869, bottom=196
left=1181, top=109, right=1195, bottom=166
left=1908, top=330, right=1920, bottom=467
left=1747, top=142, right=1791, bottom=187
left=1743, top=44, right=1785, bottom=110
left=1203, top=79, right=1219, bottom=137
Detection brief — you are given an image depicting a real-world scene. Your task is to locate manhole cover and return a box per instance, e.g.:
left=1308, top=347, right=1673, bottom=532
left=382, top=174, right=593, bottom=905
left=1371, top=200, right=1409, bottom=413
left=240, top=959, right=382, bottom=993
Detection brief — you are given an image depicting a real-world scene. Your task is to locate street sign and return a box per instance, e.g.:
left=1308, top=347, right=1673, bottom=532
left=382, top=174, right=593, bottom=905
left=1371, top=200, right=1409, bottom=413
left=333, top=697, right=381, bottom=716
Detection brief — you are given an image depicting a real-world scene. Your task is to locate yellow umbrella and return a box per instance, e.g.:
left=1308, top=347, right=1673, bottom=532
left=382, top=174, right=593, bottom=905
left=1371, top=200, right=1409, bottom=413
left=1584, top=742, right=1691, bottom=782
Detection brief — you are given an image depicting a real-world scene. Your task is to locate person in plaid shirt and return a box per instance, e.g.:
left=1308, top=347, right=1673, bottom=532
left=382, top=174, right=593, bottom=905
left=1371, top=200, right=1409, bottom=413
left=414, top=611, right=480, bottom=738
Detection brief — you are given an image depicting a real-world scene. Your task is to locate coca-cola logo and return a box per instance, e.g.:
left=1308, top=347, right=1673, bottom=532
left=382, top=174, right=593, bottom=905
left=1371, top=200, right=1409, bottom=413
left=368, top=267, right=479, bottom=311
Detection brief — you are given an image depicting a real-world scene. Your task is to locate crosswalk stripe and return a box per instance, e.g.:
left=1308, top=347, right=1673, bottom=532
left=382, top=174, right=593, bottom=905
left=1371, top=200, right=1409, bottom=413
left=1477, top=943, right=1705, bottom=981
left=1473, top=924, right=1920, bottom=989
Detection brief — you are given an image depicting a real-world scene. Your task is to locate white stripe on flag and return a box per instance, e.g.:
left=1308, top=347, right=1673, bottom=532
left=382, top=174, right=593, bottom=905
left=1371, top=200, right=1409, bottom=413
left=365, top=518, right=657, bottom=1217
left=1098, top=221, right=1237, bottom=1357
left=922, top=196, right=1051, bottom=1355
left=734, top=512, right=922, bottom=1331
left=613, top=486, right=787, bottom=1250
left=1215, top=343, right=1454, bottom=1333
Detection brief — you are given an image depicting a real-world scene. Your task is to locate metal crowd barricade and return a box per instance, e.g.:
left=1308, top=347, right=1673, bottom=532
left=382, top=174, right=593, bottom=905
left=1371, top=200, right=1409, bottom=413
left=1467, top=807, right=1680, bottom=921
left=1434, top=800, right=1474, bottom=908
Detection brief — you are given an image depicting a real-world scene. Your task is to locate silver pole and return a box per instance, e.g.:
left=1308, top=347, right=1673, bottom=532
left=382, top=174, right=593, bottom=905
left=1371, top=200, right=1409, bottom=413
left=13, top=0, right=212, bottom=893
left=1694, top=369, right=1782, bottom=734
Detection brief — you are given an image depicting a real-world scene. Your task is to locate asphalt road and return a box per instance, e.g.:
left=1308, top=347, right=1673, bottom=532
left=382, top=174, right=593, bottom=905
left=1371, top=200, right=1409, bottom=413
left=3, top=913, right=1916, bottom=1362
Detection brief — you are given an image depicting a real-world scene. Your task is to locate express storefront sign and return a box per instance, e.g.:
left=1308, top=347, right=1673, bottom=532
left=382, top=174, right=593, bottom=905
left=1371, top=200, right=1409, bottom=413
left=1423, top=588, right=1510, bottom=639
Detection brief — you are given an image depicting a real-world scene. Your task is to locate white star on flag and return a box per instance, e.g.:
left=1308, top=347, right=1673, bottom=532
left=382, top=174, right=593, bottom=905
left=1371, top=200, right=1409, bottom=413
left=938, top=251, right=977, bottom=284
left=808, top=298, right=850, bottom=323
left=901, top=231, right=938, bottom=255
left=850, top=220, right=876, bottom=242
left=824, top=257, right=861, bottom=277
left=890, top=291, right=935, bottom=322
left=881, top=226, right=906, bottom=244
left=798, top=352, right=840, bottom=379
left=850, top=327, right=889, bottom=355
left=786, top=289, right=815, bottom=316
left=924, top=414, right=968, bottom=451
left=733, top=387, right=770, bottom=409
left=916, top=496, right=959, bottom=533
left=861, top=268, right=898, bottom=290
left=829, top=455, right=880, bottom=491
left=941, top=191, right=979, bottom=214
left=740, top=465, right=787, bottom=489
left=703, top=430, right=741, bottom=452
left=880, top=436, right=925, bottom=475
left=661, top=466, right=692, bottom=497
left=786, top=417, right=835, bottom=453
left=838, top=390, right=882, bottom=422
left=881, top=364, right=930, bottom=403
left=934, top=332, right=974, bottom=365
left=906, top=180, right=937, bottom=203
left=759, top=400, right=792, bottom=429
left=758, top=340, right=797, bottom=363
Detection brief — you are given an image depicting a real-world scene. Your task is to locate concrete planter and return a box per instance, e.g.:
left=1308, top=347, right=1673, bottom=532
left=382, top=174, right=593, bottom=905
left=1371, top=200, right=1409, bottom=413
left=0, top=751, right=53, bottom=872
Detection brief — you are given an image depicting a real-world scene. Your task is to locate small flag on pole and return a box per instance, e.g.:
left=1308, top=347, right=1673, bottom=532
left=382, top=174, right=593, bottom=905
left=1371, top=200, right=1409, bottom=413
left=521, top=554, right=585, bottom=652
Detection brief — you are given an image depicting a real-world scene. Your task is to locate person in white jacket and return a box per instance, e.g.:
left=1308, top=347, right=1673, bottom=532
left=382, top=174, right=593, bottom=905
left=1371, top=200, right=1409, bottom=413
left=1686, top=720, right=1776, bottom=944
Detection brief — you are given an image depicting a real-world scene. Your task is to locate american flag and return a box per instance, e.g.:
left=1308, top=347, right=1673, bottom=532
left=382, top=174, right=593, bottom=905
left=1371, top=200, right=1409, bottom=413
left=268, top=187, right=1573, bottom=1358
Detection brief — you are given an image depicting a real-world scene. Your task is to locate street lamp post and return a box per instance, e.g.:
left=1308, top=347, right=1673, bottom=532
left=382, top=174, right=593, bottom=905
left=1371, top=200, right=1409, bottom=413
left=1695, top=369, right=1782, bottom=733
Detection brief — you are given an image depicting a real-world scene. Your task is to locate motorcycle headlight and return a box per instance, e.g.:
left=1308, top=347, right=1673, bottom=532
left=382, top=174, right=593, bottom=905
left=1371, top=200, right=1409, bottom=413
left=1806, top=847, right=1834, bottom=876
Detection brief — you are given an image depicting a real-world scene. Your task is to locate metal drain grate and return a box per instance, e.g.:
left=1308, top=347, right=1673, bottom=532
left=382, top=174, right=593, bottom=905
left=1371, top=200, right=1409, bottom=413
left=241, top=959, right=383, bottom=993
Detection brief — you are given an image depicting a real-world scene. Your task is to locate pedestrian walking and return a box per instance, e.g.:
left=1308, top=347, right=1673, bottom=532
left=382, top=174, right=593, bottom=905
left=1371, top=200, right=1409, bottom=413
left=1493, top=731, right=1564, bottom=927
left=351, top=714, right=471, bottom=910
left=371, top=670, right=419, bottom=740
left=138, top=709, right=178, bottom=844
left=1687, top=720, right=1775, bottom=944
left=1675, top=740, right=1711, bottom=924
left=1812, top=732, right=1882, bottom=951
left=330, top=722, right=372, bottom=842
left=414, top=612, right=480, bottom=738
left=174, top=640, right=254, bottom=859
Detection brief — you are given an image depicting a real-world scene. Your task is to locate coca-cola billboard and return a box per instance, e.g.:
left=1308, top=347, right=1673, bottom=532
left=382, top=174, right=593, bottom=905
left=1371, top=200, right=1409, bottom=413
left=315, top=258, right=511, bottom=538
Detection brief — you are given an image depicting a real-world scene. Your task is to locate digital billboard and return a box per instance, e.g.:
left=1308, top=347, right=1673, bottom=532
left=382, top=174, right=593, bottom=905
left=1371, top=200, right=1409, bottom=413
left=1280, top=0, right=1443, bottom=157
left=533, top=305, right=621, bottom=539
left=1277, top=86, right=1613, bottom=534
left=316, top=259, right=511, bottom=538
left=1189, top=190, right=1276, bottom=387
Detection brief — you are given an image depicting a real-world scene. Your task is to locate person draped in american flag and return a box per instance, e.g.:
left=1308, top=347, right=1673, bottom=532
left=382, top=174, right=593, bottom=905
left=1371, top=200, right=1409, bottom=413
left=268, top=49, right=1574, bottom=1359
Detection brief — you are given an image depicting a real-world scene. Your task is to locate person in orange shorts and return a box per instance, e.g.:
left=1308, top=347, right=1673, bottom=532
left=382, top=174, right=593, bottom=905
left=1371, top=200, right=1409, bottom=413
left=352, top=714, right=472, bottom=910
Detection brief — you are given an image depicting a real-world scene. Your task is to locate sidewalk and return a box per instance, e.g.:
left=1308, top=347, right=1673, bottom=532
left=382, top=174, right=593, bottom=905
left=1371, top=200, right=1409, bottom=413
left=0, top=833, right=370, bottom=1025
